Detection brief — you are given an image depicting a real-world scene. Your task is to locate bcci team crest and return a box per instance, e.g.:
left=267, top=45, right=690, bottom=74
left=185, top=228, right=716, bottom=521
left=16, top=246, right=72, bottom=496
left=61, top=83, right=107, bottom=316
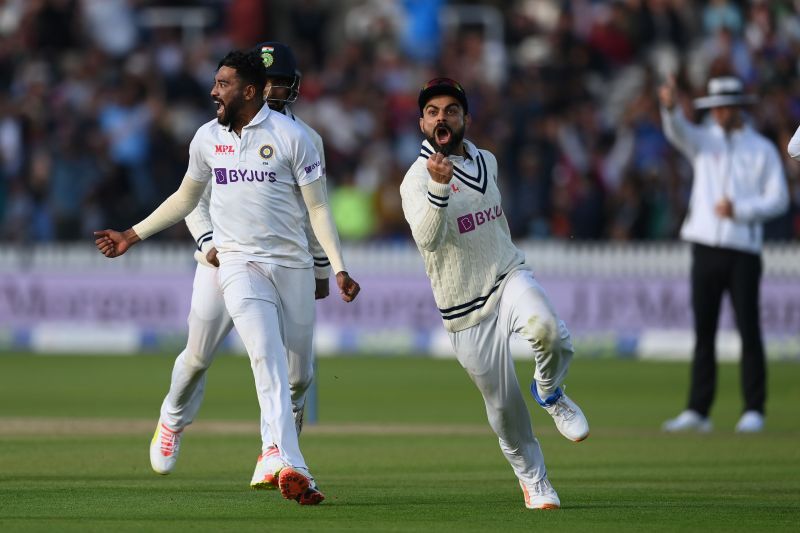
left=261, top=46, right=274, bottom=68
left=259, top=144, right=274, bottom=159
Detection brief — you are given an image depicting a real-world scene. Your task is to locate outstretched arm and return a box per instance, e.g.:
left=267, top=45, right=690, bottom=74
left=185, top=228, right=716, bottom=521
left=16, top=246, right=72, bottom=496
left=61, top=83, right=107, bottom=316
left=94, top=175, right=207, bottom=258
left=659, top=76, right=704, bottom=159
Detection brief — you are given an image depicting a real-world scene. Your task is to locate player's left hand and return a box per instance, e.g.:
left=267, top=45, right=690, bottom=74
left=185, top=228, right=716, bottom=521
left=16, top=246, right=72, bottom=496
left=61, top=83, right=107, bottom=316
left=315, top=277, right=330, bottom=300
left=715, top=198, right=734, bottom=219
left=94, top=229, right=139, bottom=258
left=335, top=272, right=360, bottom=302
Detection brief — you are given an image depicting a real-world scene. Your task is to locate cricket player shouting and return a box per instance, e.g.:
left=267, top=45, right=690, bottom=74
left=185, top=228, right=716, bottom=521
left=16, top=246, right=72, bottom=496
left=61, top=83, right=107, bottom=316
left=95, top=49, right=360, bottom=506
left=145, top=42, right=333, bottom=498
left=400, top=78, right=589, bottom=510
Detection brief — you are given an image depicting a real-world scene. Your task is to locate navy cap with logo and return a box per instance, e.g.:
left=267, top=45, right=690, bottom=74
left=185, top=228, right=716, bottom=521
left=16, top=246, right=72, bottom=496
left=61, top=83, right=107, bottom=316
left=254, top=41, right=297, bottom=79
left=254, top=41, right=300, bottom=105
left=418, top=77, right=469, bottom=115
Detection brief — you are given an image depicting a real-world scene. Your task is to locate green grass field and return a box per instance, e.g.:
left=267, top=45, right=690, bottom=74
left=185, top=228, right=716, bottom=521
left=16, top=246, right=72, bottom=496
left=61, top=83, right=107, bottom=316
left=1, top=355, right=799, bottom=531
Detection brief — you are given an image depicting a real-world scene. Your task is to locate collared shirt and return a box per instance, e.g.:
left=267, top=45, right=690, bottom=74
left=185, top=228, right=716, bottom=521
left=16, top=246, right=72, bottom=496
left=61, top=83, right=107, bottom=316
left=186, top=104, right=324, bottom=267
left=661, top=107, right=789, bottom=254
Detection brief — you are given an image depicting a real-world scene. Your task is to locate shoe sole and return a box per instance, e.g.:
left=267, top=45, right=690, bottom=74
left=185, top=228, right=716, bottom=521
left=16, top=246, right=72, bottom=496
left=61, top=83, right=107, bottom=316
left=530, top=503, right=560, bottom=510
left=571, top=432, right=589, bottom=443
left=297, top=488, right=325, bottom=505
left=151, top=465, right=172, bottom=475
left=278, top=468, right=310, bottom=501
left=250, top=475, right=279, bottom=490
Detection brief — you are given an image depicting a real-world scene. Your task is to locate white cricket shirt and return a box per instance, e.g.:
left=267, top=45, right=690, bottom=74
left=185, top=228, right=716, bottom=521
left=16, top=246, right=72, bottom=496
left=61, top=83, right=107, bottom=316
left=184, top=105, right=332, bottom=278
left=186, top=104, right=324, bottom=267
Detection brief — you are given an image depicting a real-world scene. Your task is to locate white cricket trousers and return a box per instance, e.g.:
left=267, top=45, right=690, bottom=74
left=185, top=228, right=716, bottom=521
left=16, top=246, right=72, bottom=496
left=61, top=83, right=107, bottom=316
left=448, top=269, right=573, bottom=485
left=159, top=260, right=315, bottom=459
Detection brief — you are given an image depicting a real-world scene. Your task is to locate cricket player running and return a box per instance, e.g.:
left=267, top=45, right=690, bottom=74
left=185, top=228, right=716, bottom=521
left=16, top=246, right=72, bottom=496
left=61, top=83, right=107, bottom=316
left=143, top=42, right=333, bottom=496
left=95, top=48, right=360, bottom=506
left=400, top=78, right=589, bottom=510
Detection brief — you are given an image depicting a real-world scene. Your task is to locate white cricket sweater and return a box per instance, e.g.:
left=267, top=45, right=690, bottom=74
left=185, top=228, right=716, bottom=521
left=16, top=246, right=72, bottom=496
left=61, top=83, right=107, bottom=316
left=400, top=139, right=526, bottom=332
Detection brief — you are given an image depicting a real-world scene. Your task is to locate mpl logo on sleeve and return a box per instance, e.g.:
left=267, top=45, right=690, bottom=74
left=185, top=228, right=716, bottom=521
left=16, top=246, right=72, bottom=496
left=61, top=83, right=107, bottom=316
left=215, top=145, right=235, bottom=154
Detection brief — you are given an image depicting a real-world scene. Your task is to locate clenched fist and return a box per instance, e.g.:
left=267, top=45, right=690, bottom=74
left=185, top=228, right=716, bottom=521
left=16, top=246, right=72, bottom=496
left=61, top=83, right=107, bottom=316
left=426, top=152, right=453, bottom=184
left=336, top=271, right=361, bottom=302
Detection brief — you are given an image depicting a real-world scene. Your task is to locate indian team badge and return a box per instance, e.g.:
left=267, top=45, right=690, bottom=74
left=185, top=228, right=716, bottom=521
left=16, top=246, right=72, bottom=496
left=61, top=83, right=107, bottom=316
left=260, top=46, right=274, bottom=68
left=259, top=144, right=274, bottom=160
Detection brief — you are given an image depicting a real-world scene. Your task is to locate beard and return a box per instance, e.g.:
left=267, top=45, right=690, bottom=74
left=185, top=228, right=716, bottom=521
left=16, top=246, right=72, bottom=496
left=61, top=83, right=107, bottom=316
left=425, top=122, right=464, bottom=156
left=215, top=96, right=244, bottom=127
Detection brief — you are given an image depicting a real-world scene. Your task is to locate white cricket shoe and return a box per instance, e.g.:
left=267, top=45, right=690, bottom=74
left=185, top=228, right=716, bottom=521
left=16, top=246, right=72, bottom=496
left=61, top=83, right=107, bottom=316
left=520, top=477, right=560, bottom=510
left=662, top=410, right=712, bottom=433
left=735, top=411, right=764, bottom=433
left=278, top=466, right=325, bottom=505
left=531, top=382, right=590, bottom=442
left=250, top=446, right=286, bottom=490
left=150, top=420, right=183, bottom=475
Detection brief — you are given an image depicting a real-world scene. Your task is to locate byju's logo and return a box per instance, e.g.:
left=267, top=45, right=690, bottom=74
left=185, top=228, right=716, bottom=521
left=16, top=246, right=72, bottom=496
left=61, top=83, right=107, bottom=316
left=457, top=214, right=475, bottom=234
left=457, top=205, right=504, bottom=234
left=213, top=167, right=277, bottom=185
left=304, top=160, right=321, bottom=174
left=214, top=168, right=227, bottom=184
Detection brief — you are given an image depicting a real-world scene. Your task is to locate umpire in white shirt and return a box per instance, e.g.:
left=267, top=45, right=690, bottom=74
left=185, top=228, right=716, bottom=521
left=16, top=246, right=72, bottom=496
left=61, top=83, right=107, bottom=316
left=659, top=75, right=789, bottom=434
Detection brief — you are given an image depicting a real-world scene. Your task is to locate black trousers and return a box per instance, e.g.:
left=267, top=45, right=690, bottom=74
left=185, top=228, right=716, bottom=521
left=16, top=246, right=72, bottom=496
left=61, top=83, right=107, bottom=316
left=688, top=243, right=765, bottom=417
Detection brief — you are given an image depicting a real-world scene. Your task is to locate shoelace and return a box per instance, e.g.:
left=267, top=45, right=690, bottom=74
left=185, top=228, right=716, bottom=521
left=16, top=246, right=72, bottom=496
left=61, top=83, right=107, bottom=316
left=549, top=399, right=576, bottom=421
left=528, top=477, right=553, bottom=496
left=264, top=445, right=280, bottom=459
left=159, top=425, right=180, bottom=456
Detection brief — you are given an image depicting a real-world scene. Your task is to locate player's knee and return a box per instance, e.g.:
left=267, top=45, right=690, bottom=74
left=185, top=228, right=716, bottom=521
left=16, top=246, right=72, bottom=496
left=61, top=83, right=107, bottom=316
left=521, top=314, right=560, bottom=353
left=556, top=320, right=574, bottom=357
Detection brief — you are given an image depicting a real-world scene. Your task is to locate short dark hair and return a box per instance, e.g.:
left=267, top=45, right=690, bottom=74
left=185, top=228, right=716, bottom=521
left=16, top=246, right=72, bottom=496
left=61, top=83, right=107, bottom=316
left=218, top=50, right=268, bottom=91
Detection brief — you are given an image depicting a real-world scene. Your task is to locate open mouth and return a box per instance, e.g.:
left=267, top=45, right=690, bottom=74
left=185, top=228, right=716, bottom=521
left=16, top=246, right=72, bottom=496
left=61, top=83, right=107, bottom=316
left=435, top=125, right=452, bottom=145
left=214, top=99, right=224, bottom=118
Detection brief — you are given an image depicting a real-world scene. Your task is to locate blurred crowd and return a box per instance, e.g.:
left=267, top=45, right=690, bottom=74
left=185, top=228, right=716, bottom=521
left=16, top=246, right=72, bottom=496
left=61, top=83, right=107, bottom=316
left=1, top=0, right=799, bottom=243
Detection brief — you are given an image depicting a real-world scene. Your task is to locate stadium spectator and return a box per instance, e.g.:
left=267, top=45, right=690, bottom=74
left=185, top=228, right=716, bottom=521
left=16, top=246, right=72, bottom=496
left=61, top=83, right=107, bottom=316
left=0, top=0, right=798, bottom=243
left=659, top=74, right=789, bottom=434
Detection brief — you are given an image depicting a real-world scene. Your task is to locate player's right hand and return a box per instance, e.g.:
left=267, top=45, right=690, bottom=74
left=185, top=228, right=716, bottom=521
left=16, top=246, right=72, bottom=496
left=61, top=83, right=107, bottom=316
left=426, top=152, right=453, bottom=184
left=315, top=277, right=330, bottom=300
left=94, top=229, right=137, bottom=258
left=206, top=247, right=219, bottom=267
left=336, top=271, right=360, bottom=303
left=194, top=248, right=219, bottom=268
